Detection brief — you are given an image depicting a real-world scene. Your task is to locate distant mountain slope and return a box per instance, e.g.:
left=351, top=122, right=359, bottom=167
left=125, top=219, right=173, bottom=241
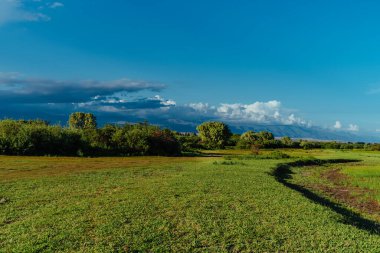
left=229, top=125, right=372, bottom=142
left=167, top=122, right=380, bottom=143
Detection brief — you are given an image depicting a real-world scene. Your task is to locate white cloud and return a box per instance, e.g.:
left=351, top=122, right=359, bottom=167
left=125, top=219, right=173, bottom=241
left=0, top=0, right=51, bottom=26
left=284, top=114, right=309, bottom=126
left=151, top=95, right=176, bottom=106
left=334, top=121, right=342, bottom=129
left=75, top=94, right=176, bottom=116
left=216, top=101, right=282, bottom=123
left=188, top=100, right=309, bottom=126
left=188, top=102, right=212, bottom=113
left=183, top=100, right=310, bottom=126
left=49, top=2, right=63, bottom=8
left=348, top=124, right=359, bottom=132
left=333, top=121, right=360, bottom=132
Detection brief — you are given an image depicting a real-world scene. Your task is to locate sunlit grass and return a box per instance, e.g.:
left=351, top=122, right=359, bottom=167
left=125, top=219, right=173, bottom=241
left=342, top=164, right=380, bottom=202
left=0, top=156, right=210, bottom=181
left=1, top=151, right=380, bottom=252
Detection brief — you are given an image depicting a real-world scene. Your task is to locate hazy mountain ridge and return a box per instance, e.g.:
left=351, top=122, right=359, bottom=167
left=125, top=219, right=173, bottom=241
left=229, top=125, right=379, bottom=142
left=166, top=122, right=380, bottom=143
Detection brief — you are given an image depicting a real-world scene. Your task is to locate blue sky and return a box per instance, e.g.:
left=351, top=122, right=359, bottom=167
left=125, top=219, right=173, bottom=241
left=1, top=0, right=380, bottom=135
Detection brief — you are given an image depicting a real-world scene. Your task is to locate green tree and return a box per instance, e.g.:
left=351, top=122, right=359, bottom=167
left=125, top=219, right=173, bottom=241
left=241, top=131, right=259, bottom=142
left=176, top=133, right=202, bottom=151
left=227, top=133, right=241, bottom=147
left=69, top=112, right=97, bottom=129
left=96, top=124, right=118, bottom=149
left=281, top=136, right=293, bottom=147
left=257, top=131, right=274, bottom=142
left=238, top=131, right=259, bottom=149
left=148, top=129, right=181, bottom=156
left=237, top=130, right=277, bottom=149
left=196, top=122, right=232, bottom=149
left=112, top=127, right=150, bottom=155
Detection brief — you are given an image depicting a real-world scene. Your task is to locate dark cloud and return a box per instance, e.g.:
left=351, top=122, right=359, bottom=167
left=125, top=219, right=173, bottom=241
left=0, top=74, right=165, bottom=103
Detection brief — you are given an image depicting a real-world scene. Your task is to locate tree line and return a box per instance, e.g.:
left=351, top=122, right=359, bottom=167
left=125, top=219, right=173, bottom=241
left=0, top=113, right=180, bottom=156
left=0, top=113, right=378, bottom=157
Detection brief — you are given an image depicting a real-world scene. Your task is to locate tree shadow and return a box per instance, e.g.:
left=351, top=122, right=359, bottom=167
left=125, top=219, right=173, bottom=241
left=271, top=158, right=380, bottom=235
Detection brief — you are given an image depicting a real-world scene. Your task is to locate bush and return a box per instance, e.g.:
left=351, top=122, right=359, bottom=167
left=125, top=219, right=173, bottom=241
left=196, top=122, right=232, bottom=149
left=176, top=133, right=202, bottom=151
left=112, top=127, right=150, bottom=155
left=148, top=129, right=181, bottom=156
left=0, top=120, right=83, bottom=156
left=237, top=130, right=277, bottom=149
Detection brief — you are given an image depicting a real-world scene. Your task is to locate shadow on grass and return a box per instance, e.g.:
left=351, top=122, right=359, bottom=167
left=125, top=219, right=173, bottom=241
left=271, top=158, right=380, bottom=235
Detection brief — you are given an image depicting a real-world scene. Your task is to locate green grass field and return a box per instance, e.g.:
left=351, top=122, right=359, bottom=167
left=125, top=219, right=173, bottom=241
left=340, top=153, right=380, bottom=203
left=1, top=150, right=380, bottom=252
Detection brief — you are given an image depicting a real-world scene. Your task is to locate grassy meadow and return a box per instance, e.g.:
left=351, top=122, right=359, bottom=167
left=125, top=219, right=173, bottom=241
left=341, top=156, right=380, bottom=203
left=1, top=150, right=380, bottom=252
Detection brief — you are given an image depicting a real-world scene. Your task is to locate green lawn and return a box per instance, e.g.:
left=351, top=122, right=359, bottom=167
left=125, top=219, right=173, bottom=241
left=1, top=151, right=380, bottom=252
left=343, top=165, right=380, bottom=202
left=340, top=151, right=380, bottom=203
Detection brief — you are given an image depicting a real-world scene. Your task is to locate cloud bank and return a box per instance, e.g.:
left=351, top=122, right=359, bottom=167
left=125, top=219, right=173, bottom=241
left=0, top=73, right=312, bottom=130
left=182, top=100, right=308, bottom=126
left=0, top=73, right=165, bottom=103
left=73, top=93, right=311, bottom=129
left=0, top=72, right=370, bottom=141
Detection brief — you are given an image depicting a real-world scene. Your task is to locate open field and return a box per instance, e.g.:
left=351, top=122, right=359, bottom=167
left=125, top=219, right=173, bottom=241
left=1, top=150, right=380, bottom=252
left=341, top=156, right=380, bottom=203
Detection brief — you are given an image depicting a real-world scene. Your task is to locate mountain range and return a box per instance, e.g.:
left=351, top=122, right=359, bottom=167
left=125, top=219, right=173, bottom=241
left=166, top=122, right=380, bottom=143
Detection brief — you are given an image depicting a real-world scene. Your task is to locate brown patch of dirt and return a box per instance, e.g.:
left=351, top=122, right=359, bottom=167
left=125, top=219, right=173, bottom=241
left=310, top=168, right=380, bottom=217
left=322, top=168, right=350, bottom=184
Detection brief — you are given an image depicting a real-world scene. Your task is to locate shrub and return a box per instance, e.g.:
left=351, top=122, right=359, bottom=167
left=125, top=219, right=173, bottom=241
left=196, top=122, right=232, bottom=149
left=148, top=129, right=181, bottom=156
left=176, top=133, right=202, bottom=151
left=0, top=120, right=83, bottom=156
